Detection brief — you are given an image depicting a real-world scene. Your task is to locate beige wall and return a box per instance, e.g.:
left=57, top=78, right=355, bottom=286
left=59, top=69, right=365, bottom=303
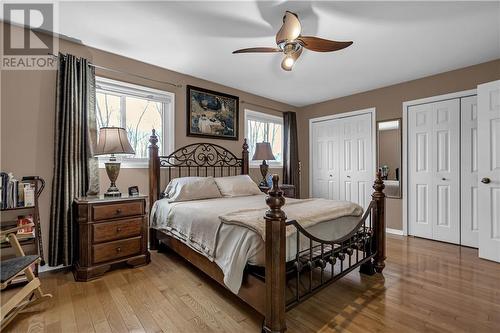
left=298, top=59, right=500, bottom=230
left=1, top=23, right=295, bottom=262
left=2, top=21, right=500, bottom=263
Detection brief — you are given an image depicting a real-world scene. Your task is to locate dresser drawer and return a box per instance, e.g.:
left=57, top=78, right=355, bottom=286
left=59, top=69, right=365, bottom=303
left=92, top=201, right=143, bottom=221
left=92, top=237, right=142, bottom=264
left=92, top=218, right=143, bottom=243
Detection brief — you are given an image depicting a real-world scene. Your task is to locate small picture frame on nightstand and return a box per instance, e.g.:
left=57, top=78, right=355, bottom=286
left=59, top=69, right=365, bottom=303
left=128, top=186, right=139, bottom=196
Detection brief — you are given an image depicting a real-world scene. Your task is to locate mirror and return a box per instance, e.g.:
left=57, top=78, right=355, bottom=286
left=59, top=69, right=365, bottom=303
left=377, top=118, right=402, bottom=198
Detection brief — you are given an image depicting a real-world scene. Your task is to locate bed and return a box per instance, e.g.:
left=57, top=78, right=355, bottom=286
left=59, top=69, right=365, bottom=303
left=147, top=130, right=386, bottom=333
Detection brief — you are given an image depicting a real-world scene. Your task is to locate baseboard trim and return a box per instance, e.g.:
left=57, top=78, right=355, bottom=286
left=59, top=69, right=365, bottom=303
left=386, top=228, right=404, bottom=236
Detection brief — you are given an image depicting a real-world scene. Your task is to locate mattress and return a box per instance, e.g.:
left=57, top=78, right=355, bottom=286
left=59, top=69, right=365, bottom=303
left=150, top=195, right=361, bottom=293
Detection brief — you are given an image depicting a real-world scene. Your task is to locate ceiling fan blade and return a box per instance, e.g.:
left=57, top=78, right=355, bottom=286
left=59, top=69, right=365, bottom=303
left=298, top=36, right=353, bottom=52
left=276, top=11, right=302, bottom=44
left=232, top=47, right=282, bottom=54
left=281, top=47, right=302, bottom=71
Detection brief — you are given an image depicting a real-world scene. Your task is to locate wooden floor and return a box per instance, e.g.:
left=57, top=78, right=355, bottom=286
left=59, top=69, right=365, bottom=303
left=3, top=234, right=500, bottom=333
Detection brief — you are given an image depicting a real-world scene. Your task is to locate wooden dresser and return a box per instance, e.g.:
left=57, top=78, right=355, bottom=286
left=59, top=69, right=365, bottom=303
left=73, top=194, right=150, bottom=281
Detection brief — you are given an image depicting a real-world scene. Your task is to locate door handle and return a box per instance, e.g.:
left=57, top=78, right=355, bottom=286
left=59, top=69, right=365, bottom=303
left=441, top=178, right=447, bottom=181
left=347, top=175, right=351, bottom=178
left=481, top=177, right=491, bottom=184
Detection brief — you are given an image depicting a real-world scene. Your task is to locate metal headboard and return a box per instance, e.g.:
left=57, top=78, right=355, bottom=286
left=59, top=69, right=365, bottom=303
left=148, top=130, right=249, bottom=203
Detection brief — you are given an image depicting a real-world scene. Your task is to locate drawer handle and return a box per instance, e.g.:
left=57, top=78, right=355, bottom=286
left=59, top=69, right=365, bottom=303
left=116, top=227, right=122, bottom=233
left=115, top=209, right=122, bottom=215
left=116, top=247, right=122, bottom=253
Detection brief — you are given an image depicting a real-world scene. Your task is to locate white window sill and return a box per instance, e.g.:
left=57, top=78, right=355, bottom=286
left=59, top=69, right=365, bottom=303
left=98, top=159, right=149, bottom=169
left=98, top=161, right=283, bottom=170
left=250, top=163, right=283, bottom=169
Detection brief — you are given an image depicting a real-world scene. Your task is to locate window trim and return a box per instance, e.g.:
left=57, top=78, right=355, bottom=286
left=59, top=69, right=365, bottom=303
left=96, top=77, right=175, bottom=168
left=244, top=109, right=284, bottom=168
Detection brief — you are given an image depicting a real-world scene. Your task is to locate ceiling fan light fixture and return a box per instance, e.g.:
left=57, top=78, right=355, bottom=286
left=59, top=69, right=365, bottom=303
left=282, top=56, right=294, bottom=71
left=232, top=10, right=353, bottom=71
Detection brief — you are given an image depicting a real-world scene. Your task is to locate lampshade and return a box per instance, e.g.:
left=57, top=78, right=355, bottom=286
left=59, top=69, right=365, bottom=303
left=252, top=142, right=275, bottom=160
left=94, top=127, right=135, bottom=156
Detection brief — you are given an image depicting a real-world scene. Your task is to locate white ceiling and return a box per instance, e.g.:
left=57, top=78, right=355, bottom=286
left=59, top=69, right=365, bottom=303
left=50, top=2, right=500, bottom=105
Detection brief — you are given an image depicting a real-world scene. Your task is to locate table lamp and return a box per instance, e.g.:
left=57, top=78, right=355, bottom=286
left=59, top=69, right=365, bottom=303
left=252, top=142, right=275, bottom=187
left=94, top=127, right=135, bottom=197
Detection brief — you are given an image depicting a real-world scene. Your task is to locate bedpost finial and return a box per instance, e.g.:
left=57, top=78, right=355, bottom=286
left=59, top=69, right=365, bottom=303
left=242, top=138, right=249, bottom=151
left=373, top=170, right=385, bottom=198
left=271, top=174, right=279, bottom=192
left=149, top=129, right=158, bottom=146
left=265, top=174, right=286, bottom=220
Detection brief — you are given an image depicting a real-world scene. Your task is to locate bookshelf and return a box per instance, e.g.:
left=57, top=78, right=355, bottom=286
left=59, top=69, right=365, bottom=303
left=0, top=176, right=45, bottom=288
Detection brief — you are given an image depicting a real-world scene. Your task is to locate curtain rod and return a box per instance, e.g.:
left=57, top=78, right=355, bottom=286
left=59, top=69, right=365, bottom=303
left=49, top=53, right=182, bottom=88
left=241, top=100, right=290, bottom=113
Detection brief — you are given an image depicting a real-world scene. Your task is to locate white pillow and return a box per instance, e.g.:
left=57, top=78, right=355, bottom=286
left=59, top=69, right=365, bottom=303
left=164, top=177, right=222, bottom=202
left=214, top=175, right=262, bottom=197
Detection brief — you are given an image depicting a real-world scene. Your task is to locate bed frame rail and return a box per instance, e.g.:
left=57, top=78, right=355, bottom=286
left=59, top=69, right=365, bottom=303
left=263, top=173, right=385, bottom=332
left=284, top=200, right=377, bottom=309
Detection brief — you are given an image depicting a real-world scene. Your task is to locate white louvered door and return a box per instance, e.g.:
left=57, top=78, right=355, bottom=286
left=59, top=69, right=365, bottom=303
left=477, top=80, right=500, bottom=262
left=408, top=99, right=460, bottom=244
left=461, top=96, right=479, bottom=247
left=311, top=112, right=374, bottom=210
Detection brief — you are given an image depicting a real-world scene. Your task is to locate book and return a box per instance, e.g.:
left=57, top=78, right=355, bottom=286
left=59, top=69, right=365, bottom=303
left=24, top=184, right=35, bottom=207
left=0, top=173, right=37, bottom=209
left=0, top=172, right=7, bottom=209
left=17, top=181, right=24, bottom=207
left=17, top=214, right=34, bottom=235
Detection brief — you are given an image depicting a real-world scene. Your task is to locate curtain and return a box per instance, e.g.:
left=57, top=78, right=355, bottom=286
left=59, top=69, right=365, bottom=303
left=283, top=111, right=300, bottom=197
left=49, top=53, right=99, bottom=266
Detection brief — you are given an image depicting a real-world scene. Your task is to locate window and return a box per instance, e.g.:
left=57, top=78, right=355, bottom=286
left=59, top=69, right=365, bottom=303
left=245, top=110, right=283, bottom=167
left=95, top=77, right=174, bottom=167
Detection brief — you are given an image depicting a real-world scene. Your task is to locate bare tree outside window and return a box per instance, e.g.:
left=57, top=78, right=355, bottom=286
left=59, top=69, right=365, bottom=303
left=95, top=83, right=168, bottom=159
left=247, top=114, right=283, bottom=163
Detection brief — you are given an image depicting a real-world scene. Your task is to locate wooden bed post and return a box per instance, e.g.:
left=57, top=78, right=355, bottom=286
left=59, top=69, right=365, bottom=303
left=148, top=129, right=160, bottom=250
left=372, top=171, right=386, bottom=273
left=263, top=175, right=287, bottom=333
left=242, top=138, right=249, bottom=175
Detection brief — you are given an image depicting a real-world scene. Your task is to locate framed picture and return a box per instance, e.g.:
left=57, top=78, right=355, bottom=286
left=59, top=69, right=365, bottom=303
left=186, top=85, right=239, bottom=140
left=128, top=186, right=139, bottom=196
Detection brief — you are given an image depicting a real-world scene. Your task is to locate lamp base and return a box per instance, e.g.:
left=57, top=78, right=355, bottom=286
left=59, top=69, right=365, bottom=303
left=104, top=189, right=122, bottom=197
left=104, top=161, right=122, bottom=197
left=259, top=160, right=269, bottom=187
left=259, top=180, right=269, bottom=188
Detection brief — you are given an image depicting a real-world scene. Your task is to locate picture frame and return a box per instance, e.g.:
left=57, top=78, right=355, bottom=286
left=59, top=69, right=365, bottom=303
left=128, top=186, right=139, bottom=196
left=186, top=85, right=239, bottom=140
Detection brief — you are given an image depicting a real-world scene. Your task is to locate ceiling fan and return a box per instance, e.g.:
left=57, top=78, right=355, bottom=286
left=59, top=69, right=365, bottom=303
left=232, top=11, right=353, bottom=71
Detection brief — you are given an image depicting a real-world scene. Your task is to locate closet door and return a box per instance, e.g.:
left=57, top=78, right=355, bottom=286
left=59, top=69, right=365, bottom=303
left=408, top=99, right=460, bottom=243
left=311, top=120, right=340, bottom=200
left=478, top=80, right=500, bottom=262
left=311, top=111, right=373, bottom=208
left=461, top=96, right=479, bottom=248
left=338, top=113, right=373, bottom=209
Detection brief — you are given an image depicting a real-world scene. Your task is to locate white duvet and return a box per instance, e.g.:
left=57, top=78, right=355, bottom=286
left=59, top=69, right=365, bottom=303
left=150, top=194, right=362, bottom=293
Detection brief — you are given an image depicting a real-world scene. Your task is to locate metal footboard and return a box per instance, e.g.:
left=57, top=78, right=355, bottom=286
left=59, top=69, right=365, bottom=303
left=284, top=200, right=377, bottom=309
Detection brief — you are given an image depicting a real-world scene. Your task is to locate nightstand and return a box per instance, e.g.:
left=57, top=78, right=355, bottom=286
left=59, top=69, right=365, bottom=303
left=73, top=194, right=150, bottom=281
left=259, top=184, right=296, bottom=198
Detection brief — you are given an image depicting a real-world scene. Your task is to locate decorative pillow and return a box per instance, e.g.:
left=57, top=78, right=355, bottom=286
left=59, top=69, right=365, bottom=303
left=214, top=175, right=262, bottom=197
left=164, top=177, right=222, bottom=202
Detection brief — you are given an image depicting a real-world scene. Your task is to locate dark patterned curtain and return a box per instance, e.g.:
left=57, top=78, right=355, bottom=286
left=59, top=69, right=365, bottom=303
left=283, top=111, right=300, bottom=197
left=49, top=53, right=99, bottom=266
